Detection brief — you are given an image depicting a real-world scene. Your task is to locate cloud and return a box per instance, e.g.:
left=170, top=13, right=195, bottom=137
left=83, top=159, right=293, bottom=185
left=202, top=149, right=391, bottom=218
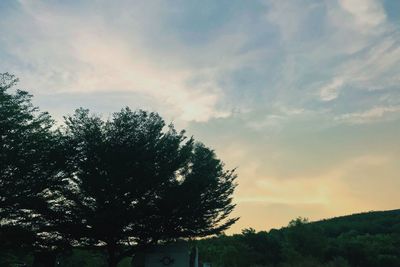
left=3, top=0, right=399, bottom=125
left=264, top=1, right=322, bottom=41
left=2, top=0, right=233, bottom=122
left=338, top=0, right=386, bottom=28
left=319, top=78, right=344, bottom=101
left=336, top=106, right=400, bottom=124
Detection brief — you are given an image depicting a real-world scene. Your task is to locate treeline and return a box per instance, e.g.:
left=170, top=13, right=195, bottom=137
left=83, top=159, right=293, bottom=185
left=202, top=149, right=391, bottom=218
left=197, top=210, right=400, bottom=267
left=0, top=73, right=237, bottom=267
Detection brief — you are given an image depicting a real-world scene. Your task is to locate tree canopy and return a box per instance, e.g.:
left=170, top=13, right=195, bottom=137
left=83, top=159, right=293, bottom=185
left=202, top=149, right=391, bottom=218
left=56, top=108, right=237, bottom=267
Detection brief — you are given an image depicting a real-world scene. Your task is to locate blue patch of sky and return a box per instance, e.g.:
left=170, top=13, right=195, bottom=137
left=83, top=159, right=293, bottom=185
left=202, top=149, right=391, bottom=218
left=383, top=0, right=400, bottom=23
left=164, top=0, right=267, bottom=45
left=218, top=66, right=275, bottom=105
left=301, top=4, right=328, bottom=41
left=0, top=0, right=19, bottom=12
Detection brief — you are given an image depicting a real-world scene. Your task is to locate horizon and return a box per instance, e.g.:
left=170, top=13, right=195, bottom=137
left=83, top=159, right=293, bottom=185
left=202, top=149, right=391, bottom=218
left=1, top=0, right=399, bottom=234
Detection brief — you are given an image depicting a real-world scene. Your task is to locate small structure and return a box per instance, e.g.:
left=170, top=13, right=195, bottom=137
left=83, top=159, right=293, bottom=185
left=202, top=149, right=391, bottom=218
left=131, top=242, right=200, bottom=267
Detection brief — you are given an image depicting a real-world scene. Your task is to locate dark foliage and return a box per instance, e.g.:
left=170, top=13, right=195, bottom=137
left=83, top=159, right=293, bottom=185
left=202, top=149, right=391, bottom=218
left=0, top=73, right=69, bottom=266
left=49, top=107, right=237, bottom=267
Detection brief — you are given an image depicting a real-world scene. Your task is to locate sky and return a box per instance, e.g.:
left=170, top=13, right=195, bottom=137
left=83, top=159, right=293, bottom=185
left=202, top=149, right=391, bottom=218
left=1, top=0, right=399, bottom=233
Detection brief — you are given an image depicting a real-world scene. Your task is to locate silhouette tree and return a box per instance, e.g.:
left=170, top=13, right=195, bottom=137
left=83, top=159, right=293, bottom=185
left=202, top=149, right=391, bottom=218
left=0, top=73, right=68, bottom=267
left=57, top=108, right=238, bottom=267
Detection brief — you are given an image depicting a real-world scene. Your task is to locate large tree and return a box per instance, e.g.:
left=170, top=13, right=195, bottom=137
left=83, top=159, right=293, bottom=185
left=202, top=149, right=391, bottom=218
left=0, top=73, right=68, bottom=267
left=59, top=107, right=238, bottom=267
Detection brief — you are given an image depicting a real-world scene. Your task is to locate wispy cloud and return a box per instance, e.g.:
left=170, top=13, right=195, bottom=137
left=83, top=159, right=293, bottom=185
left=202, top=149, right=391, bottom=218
left=319, top=78, right=344, bottom=101
left=2, top=0, right=399, bottom=125
left=338, top=0, right=386, bottom=28
left=2, top=0, right=236, bottom=122
left=336, top=106, right=400, bottom=124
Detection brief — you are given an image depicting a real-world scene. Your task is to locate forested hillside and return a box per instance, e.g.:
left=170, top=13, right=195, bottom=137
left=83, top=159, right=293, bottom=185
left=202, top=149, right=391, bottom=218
left=197, top=209, right=400, bottom=267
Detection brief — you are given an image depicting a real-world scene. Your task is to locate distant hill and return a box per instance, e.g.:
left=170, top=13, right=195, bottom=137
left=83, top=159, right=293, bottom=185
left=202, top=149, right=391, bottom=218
left=310, top=209, right=400, bottom=237
left=197, top=209, right=400, bottom=267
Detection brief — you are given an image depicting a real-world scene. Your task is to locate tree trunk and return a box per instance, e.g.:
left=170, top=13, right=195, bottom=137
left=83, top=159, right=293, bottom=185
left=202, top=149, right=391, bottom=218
left=32, top=251, right=57, bottom=267
left=107, top=244, right=119, bottom=267
left=108, top=258, right=118, bottom=267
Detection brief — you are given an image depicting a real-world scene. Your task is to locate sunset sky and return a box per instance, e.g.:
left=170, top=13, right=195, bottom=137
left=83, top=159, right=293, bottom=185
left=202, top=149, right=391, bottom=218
left=1, top=0, right=399, bottom=233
